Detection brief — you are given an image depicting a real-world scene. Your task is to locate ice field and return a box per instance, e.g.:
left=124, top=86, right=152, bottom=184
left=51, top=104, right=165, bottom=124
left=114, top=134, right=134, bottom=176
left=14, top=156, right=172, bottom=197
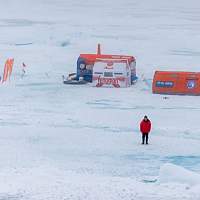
left=0, top=0, right=200, bottom=199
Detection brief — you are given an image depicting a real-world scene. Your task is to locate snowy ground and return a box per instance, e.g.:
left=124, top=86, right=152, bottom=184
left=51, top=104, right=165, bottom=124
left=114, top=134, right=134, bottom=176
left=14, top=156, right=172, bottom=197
left=0, top=0, right=200, bottom=199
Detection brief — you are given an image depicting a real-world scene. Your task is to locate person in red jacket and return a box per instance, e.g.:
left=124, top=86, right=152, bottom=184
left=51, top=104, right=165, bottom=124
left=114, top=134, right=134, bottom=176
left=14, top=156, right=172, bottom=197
left=140, top=116, right=151, bottom=144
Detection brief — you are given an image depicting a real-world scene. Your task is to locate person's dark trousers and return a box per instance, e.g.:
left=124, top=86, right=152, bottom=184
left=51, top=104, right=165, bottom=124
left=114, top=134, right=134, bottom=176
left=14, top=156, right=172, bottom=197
left=142, top=133, right=149, bottom=144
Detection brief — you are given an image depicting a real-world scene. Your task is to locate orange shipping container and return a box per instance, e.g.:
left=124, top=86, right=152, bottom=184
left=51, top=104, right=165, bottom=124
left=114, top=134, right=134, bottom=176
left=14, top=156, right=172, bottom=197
left=152, top=71, right=200, bottom=95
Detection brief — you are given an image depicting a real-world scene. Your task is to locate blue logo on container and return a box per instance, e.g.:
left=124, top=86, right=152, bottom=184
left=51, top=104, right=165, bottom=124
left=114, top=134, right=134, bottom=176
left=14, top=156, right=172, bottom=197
left=187, top=80, right=195, bottom=89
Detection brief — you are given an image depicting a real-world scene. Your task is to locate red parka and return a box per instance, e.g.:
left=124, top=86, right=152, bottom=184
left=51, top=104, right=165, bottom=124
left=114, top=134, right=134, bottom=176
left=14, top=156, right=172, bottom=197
left=140, top=119, right=151, bottom=134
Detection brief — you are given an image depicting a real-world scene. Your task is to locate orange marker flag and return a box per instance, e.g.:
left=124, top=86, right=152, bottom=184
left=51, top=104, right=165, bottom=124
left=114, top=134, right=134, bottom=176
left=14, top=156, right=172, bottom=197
left=2, top=59, right=9, bottom=83
left=8, top=58, right=14, bottom=78
left=2, top=58, right=14, bottom=83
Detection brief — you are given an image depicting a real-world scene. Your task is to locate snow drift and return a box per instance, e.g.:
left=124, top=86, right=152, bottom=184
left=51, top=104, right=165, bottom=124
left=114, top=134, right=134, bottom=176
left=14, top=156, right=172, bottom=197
left=159, top=163, right=200, bottom=186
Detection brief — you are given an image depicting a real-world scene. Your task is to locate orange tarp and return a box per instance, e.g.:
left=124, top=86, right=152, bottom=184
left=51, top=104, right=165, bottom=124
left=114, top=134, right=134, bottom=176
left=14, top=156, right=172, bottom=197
left=152, top=71, right=200, bottom=95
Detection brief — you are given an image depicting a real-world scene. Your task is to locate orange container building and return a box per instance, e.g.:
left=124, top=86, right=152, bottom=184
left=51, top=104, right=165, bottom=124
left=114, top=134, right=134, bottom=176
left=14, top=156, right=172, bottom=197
left=152, top=71, right=200, bottom=95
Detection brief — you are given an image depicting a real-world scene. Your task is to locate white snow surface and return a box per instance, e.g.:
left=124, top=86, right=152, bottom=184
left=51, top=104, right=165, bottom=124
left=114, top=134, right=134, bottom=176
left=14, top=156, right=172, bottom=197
left=159, top=163, right=200, bottom=185
left=1, top=0, right=200, bottom=199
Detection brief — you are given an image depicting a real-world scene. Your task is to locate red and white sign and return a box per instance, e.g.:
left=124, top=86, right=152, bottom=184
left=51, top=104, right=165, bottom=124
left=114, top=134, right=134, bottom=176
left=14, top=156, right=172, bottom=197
left=92, top=58, right=131, bottom=88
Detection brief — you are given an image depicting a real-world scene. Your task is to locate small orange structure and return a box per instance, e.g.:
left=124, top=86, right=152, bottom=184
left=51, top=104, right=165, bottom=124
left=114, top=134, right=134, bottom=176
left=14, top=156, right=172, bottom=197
left=152, top=71, right=200, bottom=95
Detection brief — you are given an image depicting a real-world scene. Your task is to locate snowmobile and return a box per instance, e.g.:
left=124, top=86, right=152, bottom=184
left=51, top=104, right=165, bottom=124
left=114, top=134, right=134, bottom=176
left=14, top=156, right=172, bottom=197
left=62, top=73, right=87, bottom=85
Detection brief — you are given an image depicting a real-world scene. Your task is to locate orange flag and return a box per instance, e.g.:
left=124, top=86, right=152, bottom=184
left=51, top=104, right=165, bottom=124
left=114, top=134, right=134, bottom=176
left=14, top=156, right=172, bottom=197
left=8, top=58, right=14, bottom=78
left=2, top=58, right=14, bottom=83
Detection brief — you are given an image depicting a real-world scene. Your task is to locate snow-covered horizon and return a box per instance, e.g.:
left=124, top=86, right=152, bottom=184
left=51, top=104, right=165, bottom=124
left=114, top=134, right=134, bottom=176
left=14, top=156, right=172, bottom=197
left=1, top=0, right=200, bottom=199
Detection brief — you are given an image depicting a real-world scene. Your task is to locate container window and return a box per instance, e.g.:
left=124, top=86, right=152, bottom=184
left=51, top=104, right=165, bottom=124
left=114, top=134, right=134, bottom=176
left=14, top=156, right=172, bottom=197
left=104, top=72, right=113, bottom=77
left=114, top=72, right=123, bottom=75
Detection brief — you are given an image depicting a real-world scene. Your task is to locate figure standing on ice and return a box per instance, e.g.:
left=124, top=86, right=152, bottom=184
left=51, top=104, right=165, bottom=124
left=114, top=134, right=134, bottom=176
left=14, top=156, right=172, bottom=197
left=140, top=116, right=151, bottom=144
left=21, top=62, right=27, bottom=78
